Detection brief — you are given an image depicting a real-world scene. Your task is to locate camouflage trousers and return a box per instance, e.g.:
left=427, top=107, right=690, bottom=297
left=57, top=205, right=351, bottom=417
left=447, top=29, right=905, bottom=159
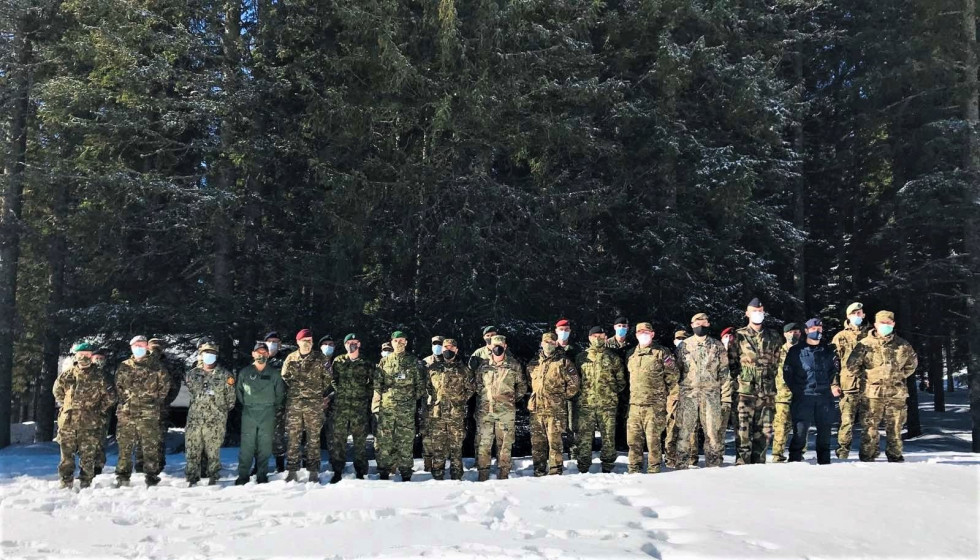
left=286, top=398, right=324, bottom=473
left=771, top=402, right=793, bottom=462
left=185, top=416, right=228, bottom=482
left=476, top=410, right=515, bottom=479
left=837, top=393, right=866, bottom=459
left=57, top=412, right=101, bottom=487
left=665, top=405, right=698, bottom=467
left=329, top=407, right=370, bottom=476
left=626, top=404, right=667, bottom=473
left=531, top=412, right=567, bottom=476
left=135, top=407, right=169, bottom=469
left=376, top=404, right=416, bottom=479
left=117, top=412, right=162, bottom=481
left=575, top=406, right=618, bottom=473
left=428, top=413, right=467, bottom=480
left=861, top=396, right=906, bottom=462
left=676, top=389, right=724, bottom=468
left=273, top=406, right=288, bottom=458
left=737, top=394, right=774, bottom=465
left=95, top=412, right=111, bottom=471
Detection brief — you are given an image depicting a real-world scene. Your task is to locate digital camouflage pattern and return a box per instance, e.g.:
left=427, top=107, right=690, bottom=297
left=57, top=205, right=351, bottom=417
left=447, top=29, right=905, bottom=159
left=675, top=336, right=731, bottom=468
left=625, top=343, right=678, bottom=473
left=329, top=354, right=376, bottom=477
left=847, top=331, right=918, bottom=461
left=281, top=350, right=333, bottom=474
left=832, top=322, right=870, bottom=458
left=425, top=357, right=476, bottom=480
left=114, top=356, right=171, bottom=483
left=184, top=363, right=237, bottom=483
left=527, top=348, right=579, bottom=476
left=374, top=351, right=424, bottom=479
left=53, top=363, right=116, bottom=487
left=473, top=353, right=527, bottom=480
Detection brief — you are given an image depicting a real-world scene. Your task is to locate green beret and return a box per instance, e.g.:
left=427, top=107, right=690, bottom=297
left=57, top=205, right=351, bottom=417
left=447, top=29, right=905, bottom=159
left=483, top=326, right=497, bottom=335
left=344, top=333, right=357, bottom=343
left=392, top=330, right=406, bottom=339
left=72, top=342, right=95, bottom=353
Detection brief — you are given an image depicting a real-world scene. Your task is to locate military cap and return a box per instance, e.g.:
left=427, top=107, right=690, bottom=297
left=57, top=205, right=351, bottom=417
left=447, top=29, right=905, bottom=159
left=690, top=312, right=709, bottom=323
left=147, top=338, right=165, bottom=348
left=721, top=327, right=734, bottom=337
left=253, top=342, right=269, bottom=352
left=199, top=342, right=219, bottom=353
left=491, top=335, right=507, bottom=346
left=129, top=335, right=148, bottom=345
left=431, top=335, right=445, bottom=344
left=805, top=318, right=822, bottom=328
left=783, top=322, right=801, bottom=333
left=674, top=330, right=689, bottom=340
left=482, top=326, right=497, bottom=335
left=295, top=329, right=313, bottom=341
left=319, top=335, right=334, bottom=346
left=381, top=342, right=394, bottom=351
left=391, top=330, right=406, bottom=339
left=263, top=331, right=281, bottom=341
left=636, top=322, right=654, bottom=333
left=875, top=310, right=895, bottom=323
left=555, top=319, right=570, bottom=328
left=72, top=342, right=95, bottom=353
left=344, top=333, right=358, bottom=343
left=443, top=338, right=457, bottom=347
left=845, top=302, right=863, bottom=316
left=541, top=332, right=558, bottom=343
left=93, top=347, right=109, bottom=356
left=588, top=326, right=604, bottom=336
left=614, top=316, right=629, bottom=325
left=748, top=297, right=763, bottom=308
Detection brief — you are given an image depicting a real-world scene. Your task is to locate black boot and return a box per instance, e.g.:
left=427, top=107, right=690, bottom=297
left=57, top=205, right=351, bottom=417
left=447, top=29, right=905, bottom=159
left=379, top=471, right=390, bottom=480
left=275, top=456, right=286, bottom=473
left=234, top=476, right=249, bottom=486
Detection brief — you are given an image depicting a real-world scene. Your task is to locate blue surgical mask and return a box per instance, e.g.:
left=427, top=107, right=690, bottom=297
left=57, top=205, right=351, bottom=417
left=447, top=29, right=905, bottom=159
left=132, top=346, right=147, bottom=359
left=202, top=353, right=217, bottom=365
left=807, top=331, right=822, bottom=341
left=432, top=345, right=443, bottom=356
left=849, top=316, right=863, bottom=327
left=877, top=324, right=894, bottom=337
left=615, top=327, right=628, bottom=338
left=557, top=330, right=570, bottom=342
left=321, top=345, right=335, bottom=357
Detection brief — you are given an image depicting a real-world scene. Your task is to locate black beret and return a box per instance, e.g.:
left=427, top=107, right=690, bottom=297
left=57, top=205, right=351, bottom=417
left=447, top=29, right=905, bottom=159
left=783, top=323, right=800, bottom=333
left=748, top=297, right=762, bottom=308
left=589, top=326, right=605, bottom=336
left=614, top=316, right=628, bottom=325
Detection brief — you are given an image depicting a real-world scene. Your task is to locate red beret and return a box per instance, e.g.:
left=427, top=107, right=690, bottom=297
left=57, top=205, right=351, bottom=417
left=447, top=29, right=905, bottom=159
left=296, top=328, right=313, bottom=341
left=720, top=327, right=733, bottom=337
left=555, top=319, right=570, bottom=328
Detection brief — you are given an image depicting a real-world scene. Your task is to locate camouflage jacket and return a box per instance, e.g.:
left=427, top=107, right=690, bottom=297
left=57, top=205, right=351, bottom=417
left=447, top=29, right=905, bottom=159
left=832, top=322, right=870, bottom=393
left=677, top=336, right=732, bottom=400
left=527, top=350, right=579, bottom=415
left=331, top=354, right=376, bottom=412
left=846, top=332, right=918, bottom=399
left=468, top=345, right=514, bottom=372
left=728, top=326, right=783, bottom=396
left=185, top=364, right=237, bottom=424
left=605, top=336, right=636, bottom=361
left=776, top=341, right=794, bottom=403
left=626, top=343, right=679, bottom=406
left=375, top=351, right=425, bottom=411
left=426, top=358, right=476, bottom=420
left=574, top=345, right=626, bottom=410
left=53, top=364, right=117, bottom=424
left=114, top=356, right=171, bottom=419
left=281, top=350, right=333, bottom=402
left=474, top=354, right=527, bottom=416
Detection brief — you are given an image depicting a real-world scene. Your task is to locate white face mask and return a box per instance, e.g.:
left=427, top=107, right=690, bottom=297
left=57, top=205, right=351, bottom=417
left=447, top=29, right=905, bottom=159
left=321, top=345, right=335, bottom=357
left=381, top=351, right=391, bottom=358
left=722, top=337, right=731, bottom=349
left=750, top=311, right=766, bottom=324
left=637, top=333, right=653, bottom=347
left=432, top=345, right=443, bottom=356
left=849, top=315, right=863, bottom=327
left=202, top=353, right=217, bottom=366
left=266, top=342, right=279, bottom=355
left=674, top=340, right=683, bottom=348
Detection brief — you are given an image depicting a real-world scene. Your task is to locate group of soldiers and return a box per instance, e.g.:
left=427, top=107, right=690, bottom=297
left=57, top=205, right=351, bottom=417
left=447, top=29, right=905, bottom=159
left=53, top=297, right=918, bottom=489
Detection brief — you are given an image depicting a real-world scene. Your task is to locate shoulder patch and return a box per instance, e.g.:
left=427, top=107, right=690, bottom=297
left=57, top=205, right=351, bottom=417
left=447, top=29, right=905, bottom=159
left=227, top=376, right=235, bottom=386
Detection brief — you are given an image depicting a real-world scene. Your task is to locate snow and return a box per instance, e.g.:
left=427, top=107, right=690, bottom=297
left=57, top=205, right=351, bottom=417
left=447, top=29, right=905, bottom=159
left=1, top=394, right=977, bottom=559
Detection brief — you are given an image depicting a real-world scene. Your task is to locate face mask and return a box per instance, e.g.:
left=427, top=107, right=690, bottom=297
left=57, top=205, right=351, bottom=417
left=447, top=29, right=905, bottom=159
left=443, top=350, right=456, bottom=361
left=255, top=355, right=268, bottom=365
left=321, top=345, right=335, bottom=357
left=132, top=346, right=147, bottom=359
left=722, top=336, right=732, bottom=349
left=692, top=326, right=708, bottom=337
left=637, top=334, right=653, bottom=346
left=542, top=343, right=556, bottom=356
left=492, top=345, right=505, bottom=357
left=615, top=327, right=628, bottom=338
left=298, top=340, right=313, bottom=354
left=674, top=340, right=683, bottom=348
left=266, top=342, right=280, bottom=355
left=484, top=336, right=493, bottom=347
left=877, top=324, right=894, bottom=337
left=786, top=334, right=800, bottom=345
left=393, top=340, right=408, bottom=353
left=382, top=351, right=391, bottom=358
left=590, top=338, right=604, bottom=349
left=432, top=345, right=443, bottom=356
left=202, top=353, right=217, bottom=365
left=557, top=330, right=570, bottom=343
left=750, top=311, right=765, bottom=324
left=849, top=316, right=863, bottom=327
left=77, top=356, right=93, bottom=367
left=346, top=343, right=359, bottom=353
left=93, top=358, right=105, bottom=367
left=807, top=331, right=822, bottom=341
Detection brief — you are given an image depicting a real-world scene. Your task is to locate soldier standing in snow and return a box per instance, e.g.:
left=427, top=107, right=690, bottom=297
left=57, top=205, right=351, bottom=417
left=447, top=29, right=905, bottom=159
left=184, top=342, right=236, bottom=485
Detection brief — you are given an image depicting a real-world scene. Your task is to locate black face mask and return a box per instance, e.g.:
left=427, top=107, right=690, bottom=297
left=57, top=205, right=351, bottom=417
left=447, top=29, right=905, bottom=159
left=692, top=326, right=709, bottom=337
left=492, top=346, right=505, bottom=357
left=443, top=350, right=456, bottom=361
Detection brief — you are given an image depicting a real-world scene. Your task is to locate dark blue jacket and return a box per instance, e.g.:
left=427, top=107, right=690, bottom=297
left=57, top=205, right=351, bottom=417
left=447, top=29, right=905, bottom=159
left=783, top=341, right=839, bottom=398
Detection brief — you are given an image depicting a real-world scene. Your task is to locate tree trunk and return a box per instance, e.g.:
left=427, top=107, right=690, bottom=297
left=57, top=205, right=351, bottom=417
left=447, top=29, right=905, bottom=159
left=0, top=16, right=33, bottom=448
left=929, top=336, right=945, bottom=412
left=944, top=334, right=955, bottom=393
left=34, top=177, right=69, bottom=442
left=962, top=0, right=980, bottom=452
left=792, top=40, right=807, bottom=316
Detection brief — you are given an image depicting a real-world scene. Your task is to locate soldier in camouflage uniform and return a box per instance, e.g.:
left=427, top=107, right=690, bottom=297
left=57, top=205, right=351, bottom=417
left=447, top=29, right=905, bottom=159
left=264, top=331, right=288, bottom=473
left=664, top=330, right=690, bottom=468
left=184, top=342, right=237, bottom=485
left=728, top=298, right=783, bottom=465
left=574, top=326, right=626, bottom=473
left=318, top=335, right=337, bottom=452
left=772, top=323, right=801, bottom=462
left=426, top=338, right=476, bottom=480
left=328, top=334, right=376, bottom=482
left=719, top=327, right=736, bottom=444
left=115, top=336, right=171, bottom=487
left=421, top=335, right=445, bottom=472
left=626, top=323, right=678, bottom=473
left=91, top=347, right=112, bottom=476
left=374, top=330, right=425, bottom=481
left=846, top=310, right=918, bottom=462
left=675, top=314, right=731, bottom=468
left=527, top=333, right=580, bottom=476
left=134, top=338, right=183, bottom=472
left=468, top=326, right=497, bottom=372
left=235, top=342, right=285, bottom=485
left=473, top=335, right=527, bottom=481
left=282, top=329, right=333, bottom=482
left=831, top=302, right=870, bottom=459
left=53, top=343, right=117, bottom=489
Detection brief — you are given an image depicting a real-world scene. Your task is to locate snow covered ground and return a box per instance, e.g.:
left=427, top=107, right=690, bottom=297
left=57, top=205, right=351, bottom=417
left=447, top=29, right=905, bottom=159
left=1, top=393, right=977, bottom=559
